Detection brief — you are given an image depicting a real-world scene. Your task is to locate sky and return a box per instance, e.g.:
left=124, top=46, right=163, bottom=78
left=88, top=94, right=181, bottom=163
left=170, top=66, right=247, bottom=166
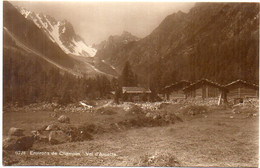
left=10, top=1, right=195, bottom=45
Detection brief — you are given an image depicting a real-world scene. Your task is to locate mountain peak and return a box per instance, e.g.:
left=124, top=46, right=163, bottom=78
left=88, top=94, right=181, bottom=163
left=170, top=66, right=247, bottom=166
left=16, top=6, right=97, bottom=57
left=122, top=31, right=131, bottom=35
left=176, top=10, right=185, bottom=15
left=95, top=2, right=259, bottom=84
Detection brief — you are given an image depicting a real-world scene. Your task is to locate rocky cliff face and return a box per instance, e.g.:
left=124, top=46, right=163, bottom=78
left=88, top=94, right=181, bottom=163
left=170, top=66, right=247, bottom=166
left=17, top=7, right=97, bottom=57
left=95, top=3, right=259, bottom=84
left=4, top=2, right=117, bottom=77
left=3, top=1, right=75, bottom=69
left=94, top=31, right=139, bottom=60
left=93, top=31, right=140, bottom=74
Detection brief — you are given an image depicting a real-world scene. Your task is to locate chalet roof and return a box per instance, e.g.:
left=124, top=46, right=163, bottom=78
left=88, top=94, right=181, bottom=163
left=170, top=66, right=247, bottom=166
left=183, top=79, right=226, bottom=92
left=162, top=80, right=191, bottom=93
left=122, top=87, right=151, bottom=94
left=225, top=79, right=259, bottom=90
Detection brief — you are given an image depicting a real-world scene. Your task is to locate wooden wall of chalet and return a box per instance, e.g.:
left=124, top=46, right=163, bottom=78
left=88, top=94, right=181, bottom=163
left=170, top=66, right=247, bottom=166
left=169, top=90, right=186, bottom=99
left=187, top=86, right=221, bottom=98
left=123, top=93, right=151, bottom=102
left=227, top=87, right=258, bottom=98
left=207, top=87, right=220, bottom=97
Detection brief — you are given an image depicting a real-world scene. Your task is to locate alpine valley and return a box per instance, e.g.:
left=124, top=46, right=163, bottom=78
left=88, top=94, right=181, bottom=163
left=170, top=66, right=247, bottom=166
left=3, top=1, right=259, bottom=104
left=2, top=2, right=260, bottom=167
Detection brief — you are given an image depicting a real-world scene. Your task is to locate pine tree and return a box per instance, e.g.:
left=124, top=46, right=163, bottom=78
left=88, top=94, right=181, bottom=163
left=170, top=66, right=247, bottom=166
left=120, top=61, right=137, bottom=87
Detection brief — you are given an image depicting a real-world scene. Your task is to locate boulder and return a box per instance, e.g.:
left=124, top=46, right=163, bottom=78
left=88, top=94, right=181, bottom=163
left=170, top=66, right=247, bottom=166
left=8, top=127, right=24, bottom=137
left=38, top=125, right=48, bottom=132
left=57, top=123, right=76, bottom=135
left=58, top=115, right=70, bottom=124
left=37, top=135, right=49, bottom=143
left=48, top=130, right=71, bottom=145
left=45, top=124, right=59, bottom=131
left=31, top=130, right=40, bottom=137
left=146, top=112, right=151, bottom=118
left=3, top=136, right=34, bottom=151
left=31, top=131, right=49, bottom=143
left=50, top=112, right=58, bottom=118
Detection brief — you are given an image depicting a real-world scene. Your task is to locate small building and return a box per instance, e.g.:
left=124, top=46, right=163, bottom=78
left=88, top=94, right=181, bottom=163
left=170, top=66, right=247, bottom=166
left=225, top=80, right=259, bottom=100
left=162, top=80, right=191, bottom=100
left=122, top=87, right=151, bottom=102
left=183, top=79, right=226, bottom=99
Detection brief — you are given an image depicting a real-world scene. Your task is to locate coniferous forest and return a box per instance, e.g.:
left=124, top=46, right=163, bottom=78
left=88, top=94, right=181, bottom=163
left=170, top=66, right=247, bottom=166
left=3, top=48, right=113, bottom=106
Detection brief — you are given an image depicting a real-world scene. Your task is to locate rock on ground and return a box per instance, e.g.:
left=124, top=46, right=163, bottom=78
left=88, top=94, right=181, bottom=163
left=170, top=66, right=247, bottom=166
left=45, top=124, right=60, bottom=131
left=3, top=136, right=34, bottom=151
left=48, top=130, right=71, bottom=145
left=58, top=115, right=70, bottom=124
left=8, top=127, right=24, bottom=137
left=31, top=131, right=49, bottom=143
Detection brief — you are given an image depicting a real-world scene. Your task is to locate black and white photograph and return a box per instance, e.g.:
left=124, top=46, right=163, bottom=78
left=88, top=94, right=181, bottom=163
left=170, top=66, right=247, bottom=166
left=2, top=0, right=259, bottom=166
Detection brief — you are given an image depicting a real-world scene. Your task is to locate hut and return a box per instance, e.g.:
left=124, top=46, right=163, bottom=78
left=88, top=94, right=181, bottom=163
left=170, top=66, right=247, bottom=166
left=225, top=80, right=259, bottom=103
left=162, top=80, right=191, bottom=100
left=122, top=87, right=151, bottom=102
left=183, top=79, right=226, bottom=99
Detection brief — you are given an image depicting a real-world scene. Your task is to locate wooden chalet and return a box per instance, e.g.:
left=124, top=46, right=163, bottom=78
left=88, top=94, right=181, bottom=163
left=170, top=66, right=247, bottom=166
left=162, top=80, right=191, bottom=100
left=225, top=80, right=259, bottom=99
left=183, top=79, right=227, bottom=99
left=122, top=87, right=151, bottom=102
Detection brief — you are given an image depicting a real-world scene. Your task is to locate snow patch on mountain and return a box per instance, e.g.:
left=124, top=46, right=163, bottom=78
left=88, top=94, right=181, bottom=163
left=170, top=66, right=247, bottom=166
left=62, top=27, right=66, bottom=34
left=51, top=21, right=71, bottom=54
left=20, top=8, right=30, bottom=18
left=72, top=39, right=97, bottom=57
left=16, top=6, right=97, bottom=57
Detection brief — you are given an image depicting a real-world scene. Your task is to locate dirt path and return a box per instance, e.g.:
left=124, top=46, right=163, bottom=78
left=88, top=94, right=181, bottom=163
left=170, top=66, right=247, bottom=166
left=6, top=108, right=258, bottom=166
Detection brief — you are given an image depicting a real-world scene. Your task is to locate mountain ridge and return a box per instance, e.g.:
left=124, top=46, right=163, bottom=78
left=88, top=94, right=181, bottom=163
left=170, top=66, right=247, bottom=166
left=95, top=2, right=259, bottom=87
left=4, top=2, right=118, bottom=78
left=17, top=6, right=97, bottom=58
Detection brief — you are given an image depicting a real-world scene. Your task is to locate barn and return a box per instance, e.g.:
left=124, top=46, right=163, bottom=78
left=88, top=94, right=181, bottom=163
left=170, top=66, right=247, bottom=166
left=183, top=79, right=226, bottom=99
left=122, top=87, right=151, bottom=102
left=162, top=80, right=191, bottom=100
left=225, top=80, right=259, bottom=101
